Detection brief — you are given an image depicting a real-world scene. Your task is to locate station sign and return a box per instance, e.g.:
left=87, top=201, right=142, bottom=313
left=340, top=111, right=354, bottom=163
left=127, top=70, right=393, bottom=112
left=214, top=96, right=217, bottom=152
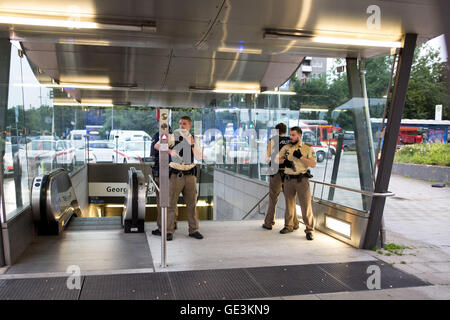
left=89, top=182, right=157, bottom=197
left=89, top=183, right=128, bottom=197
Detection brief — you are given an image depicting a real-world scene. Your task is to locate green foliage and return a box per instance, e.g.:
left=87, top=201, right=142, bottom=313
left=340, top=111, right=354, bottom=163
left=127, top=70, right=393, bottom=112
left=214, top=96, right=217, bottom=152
left=384, top=243, right=410, bottom=250
left=290, top=46, right=448, bottom=131
left=101, top=107, right=158, bottom=137
left=395, top=143, right=450, bottom=166
left=6, top=105, right=205, bottom=140
left=374, top=242, right=413, bottom=256
left=404, top=44, right=449, bottom=120
left=364, top=56, right=394, bottom=98
left=100, top=107, right=203, bottom=137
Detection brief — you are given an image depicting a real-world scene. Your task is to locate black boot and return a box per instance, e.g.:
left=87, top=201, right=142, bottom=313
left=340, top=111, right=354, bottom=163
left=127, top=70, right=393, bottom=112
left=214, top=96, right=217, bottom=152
left=189, top=231, right=204, bottom=239
left=280, top=227, right=293, bottom=234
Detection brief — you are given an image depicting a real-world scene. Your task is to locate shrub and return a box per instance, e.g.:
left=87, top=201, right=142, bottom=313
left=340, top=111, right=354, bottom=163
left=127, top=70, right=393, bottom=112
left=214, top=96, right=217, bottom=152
left=394, top=143, right=450, bottom=166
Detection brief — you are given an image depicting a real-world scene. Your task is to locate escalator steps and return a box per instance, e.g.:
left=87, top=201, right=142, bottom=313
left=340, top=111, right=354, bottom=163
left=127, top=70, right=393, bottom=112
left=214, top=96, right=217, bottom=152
left=66, top=217, right=122, bottom=231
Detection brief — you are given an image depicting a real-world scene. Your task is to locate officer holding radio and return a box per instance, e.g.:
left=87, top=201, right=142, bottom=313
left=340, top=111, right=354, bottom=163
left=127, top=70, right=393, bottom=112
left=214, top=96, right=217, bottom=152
left=277, top=126, right=316, bottom=240
left=153, top=116, right=203, bottom=240
left=151, top=126, right=180, bottom=237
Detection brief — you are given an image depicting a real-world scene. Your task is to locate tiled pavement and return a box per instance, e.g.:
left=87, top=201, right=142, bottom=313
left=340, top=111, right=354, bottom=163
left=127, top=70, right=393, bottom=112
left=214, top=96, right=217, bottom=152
left=366, top=174, right=450, bottom=295
left=383, top=174, right=450, bottom=249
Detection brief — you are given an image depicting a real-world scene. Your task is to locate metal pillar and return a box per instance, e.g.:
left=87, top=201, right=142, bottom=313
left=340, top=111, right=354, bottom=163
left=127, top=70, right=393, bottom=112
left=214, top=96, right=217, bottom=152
left=363, top=34, right=417, bottom=249
left=328, top=132, right=344, bottom=201
left=346, top=58, right=374, bottom=211
left=0, top=38, right=11, bottom=267
left=159, top=109, right=170, bottom=268
left=439, top=0, right=450, bottom=94
left=359, top=59, right=376, bottom=166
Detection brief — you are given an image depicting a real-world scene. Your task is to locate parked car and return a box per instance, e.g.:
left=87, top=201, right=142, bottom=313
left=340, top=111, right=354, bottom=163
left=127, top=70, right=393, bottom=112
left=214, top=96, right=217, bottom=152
left=55, top=140, right=76, bottom=168
left=302, top=129, right=333, bottom=163
left=87, top=140, right=115, bottom=163
left=343, top=131, right=356, bottom=151
left=109, top=130, right=151, bottom=142
left=27, top=139, right=56, bottom=163
left=201, top=139, right=225, bottom=164
left=26, top=138, right=77, bottom=172
left=311, top=145, right=332, bottom=163
left=3, top=142, right=14, bottom=174
left=115, top=140, right=152, bottom=163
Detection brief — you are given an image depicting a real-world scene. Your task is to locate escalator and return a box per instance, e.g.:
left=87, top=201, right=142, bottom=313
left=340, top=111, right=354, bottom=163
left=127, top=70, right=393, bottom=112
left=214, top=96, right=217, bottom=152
left=122, top=167, right=146, bottom=233
left=31, top=167, right=147, bottom=234
left=31, top=168, right=81, bottom=235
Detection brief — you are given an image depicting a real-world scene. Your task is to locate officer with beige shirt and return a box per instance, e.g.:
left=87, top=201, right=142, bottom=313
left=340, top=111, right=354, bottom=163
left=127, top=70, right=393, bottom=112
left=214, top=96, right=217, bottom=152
left=153, top=116, right=203, bottom=241
left=262, top=123, right=290, bottom=230
left=277, top=126, right=316, bottom=240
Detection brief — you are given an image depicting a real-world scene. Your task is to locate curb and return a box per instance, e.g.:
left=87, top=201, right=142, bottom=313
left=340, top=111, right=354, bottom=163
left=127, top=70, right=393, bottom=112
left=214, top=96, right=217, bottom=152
left=392, top=162, right=450, bottom=183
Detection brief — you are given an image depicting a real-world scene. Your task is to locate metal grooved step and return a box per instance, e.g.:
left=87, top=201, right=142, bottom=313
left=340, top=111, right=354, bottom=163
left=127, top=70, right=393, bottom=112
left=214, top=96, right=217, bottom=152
left=0, top=261, right=428, bottom=300
left=0, top=277, right=82, bottom=300
left=66, top=217, right=122, bottom=231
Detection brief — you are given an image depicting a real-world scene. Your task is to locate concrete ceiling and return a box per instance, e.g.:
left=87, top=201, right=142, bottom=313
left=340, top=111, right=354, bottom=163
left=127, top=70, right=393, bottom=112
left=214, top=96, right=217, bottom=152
left=0, top=0, right=444, bottom=107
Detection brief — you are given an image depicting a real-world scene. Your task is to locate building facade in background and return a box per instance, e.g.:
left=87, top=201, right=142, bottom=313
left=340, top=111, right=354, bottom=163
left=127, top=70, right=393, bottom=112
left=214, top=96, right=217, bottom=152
left=296, top=57, right=328, bottom=82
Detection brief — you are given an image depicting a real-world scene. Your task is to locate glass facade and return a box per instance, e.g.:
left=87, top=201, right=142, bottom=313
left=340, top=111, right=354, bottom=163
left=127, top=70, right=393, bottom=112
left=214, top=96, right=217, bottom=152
left=207, top=57, right=395, bottom=214
left=1, top=46, right=395, bottom=222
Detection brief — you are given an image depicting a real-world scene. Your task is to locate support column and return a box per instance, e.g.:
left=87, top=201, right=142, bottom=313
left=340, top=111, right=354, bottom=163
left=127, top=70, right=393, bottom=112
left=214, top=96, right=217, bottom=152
left=346, top=58, right=374, bottom=210
left=0, top=38, right=11, bottom=267
left=363, top=34, right=417, bottom=249
left=159, top=109, right=169, bottom=268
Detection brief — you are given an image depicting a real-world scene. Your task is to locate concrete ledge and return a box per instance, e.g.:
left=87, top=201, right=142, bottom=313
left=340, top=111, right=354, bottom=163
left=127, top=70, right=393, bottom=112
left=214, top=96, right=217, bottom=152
left=392, top=162, right=450, bottom=183
left=1, top=165, right=87, bottom=267
left=70, top=165, right=88, bottom=216
left=1, top=206, right=35, bottom=265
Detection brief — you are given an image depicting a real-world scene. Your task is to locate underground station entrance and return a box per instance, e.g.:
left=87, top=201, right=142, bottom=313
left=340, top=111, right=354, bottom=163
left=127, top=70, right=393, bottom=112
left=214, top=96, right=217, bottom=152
left=0, top=0, right=444, bottom=300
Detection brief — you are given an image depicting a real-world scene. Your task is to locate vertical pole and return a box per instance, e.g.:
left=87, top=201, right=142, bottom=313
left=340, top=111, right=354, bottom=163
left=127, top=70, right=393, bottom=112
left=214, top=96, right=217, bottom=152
left=0, top=38, right=11, bottom=267
left=111, top=106, right=114, bottom=131
left=346, top=58, right=374, bottom=211
left=143, top=136, right=146, bottom=162
left=115, top=136, right=119, bottom=164
left=328, top=132, right=344, bottom=200
left=159, top=109, right=169, bottom=268
left=359, top=59, right=376, bottom=168
left=86, top=135, right=90, bottom=164
left=364, top=34, right=417, bottom=249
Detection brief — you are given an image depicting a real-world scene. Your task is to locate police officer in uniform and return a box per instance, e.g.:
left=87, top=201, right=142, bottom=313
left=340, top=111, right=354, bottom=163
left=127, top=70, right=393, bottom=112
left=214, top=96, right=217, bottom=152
left=150, top=127, right=178, bottom=238
left=262, top=123, right=290, bottom=230
left=277, top=126, right=316, bottom=240
left=154, top=116, right=203, bottom=240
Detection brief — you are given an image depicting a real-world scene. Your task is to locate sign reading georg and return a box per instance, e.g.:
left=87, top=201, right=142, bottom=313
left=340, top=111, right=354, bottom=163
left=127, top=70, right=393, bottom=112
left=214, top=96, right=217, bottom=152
left=89, top=183, right=129, bottom=197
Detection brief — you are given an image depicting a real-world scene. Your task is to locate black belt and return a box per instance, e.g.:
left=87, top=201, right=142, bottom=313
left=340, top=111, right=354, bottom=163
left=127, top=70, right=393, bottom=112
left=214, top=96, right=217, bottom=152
left=283, top=173, right=305, bottom=183
left=282, top=170, right=313, bottom=182
left=169, top=167, right=197, bottom=178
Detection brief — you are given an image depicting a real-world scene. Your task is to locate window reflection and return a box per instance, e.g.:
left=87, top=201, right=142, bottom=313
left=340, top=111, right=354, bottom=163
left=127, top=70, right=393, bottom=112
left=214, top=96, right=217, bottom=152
left=1, top=50, right=395, bottom=220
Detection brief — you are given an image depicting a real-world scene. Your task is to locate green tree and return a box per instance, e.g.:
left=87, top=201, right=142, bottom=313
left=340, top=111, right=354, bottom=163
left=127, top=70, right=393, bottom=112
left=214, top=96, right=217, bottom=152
left=404, top=44, right=449, bottom=119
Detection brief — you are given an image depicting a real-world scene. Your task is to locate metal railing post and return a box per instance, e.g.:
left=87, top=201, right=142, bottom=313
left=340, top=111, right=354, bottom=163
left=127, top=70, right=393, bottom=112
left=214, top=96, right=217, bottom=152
left=161, top=207, right=167, bottom=267
left=159, top=109, right=170, bottom=268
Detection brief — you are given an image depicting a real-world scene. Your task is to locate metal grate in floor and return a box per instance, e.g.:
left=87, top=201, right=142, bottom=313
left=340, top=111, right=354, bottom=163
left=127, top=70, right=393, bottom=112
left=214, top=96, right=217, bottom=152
left=0, top=261, right=429, bottom=300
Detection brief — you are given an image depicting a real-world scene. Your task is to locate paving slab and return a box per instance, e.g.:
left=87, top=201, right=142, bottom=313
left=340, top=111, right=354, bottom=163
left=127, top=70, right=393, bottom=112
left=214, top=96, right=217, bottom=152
left=146, top=220, right=376, bottom=272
